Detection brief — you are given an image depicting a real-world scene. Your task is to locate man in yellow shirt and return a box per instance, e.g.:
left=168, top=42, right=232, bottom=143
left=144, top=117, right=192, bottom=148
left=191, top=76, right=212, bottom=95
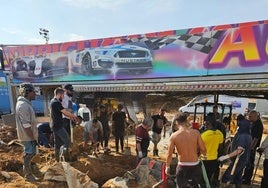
left=201, top=114, right=224, bottom=187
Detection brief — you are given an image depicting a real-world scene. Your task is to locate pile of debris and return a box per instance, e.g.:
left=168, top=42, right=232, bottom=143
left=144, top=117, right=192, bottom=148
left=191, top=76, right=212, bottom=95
left=0, top=125, right=18, bottom=144
left=103, top=157, right=176, bottom=188
left=0, top=123, right=139, bottom=187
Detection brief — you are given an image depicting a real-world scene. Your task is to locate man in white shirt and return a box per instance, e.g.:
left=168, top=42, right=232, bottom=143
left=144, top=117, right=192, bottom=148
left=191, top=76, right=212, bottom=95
left=62, top=84, right=74, bottom=136
left=83, top=118, right=103, bottom=149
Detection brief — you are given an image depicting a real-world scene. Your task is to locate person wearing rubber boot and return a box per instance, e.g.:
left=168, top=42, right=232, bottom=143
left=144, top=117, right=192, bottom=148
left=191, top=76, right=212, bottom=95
left=151, top=108, right=168, bottom=158
left=15, top=83, right=39, bottom=182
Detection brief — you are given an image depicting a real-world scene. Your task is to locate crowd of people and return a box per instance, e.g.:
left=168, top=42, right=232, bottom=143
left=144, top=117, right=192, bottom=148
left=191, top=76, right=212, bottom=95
left=164, top=109, right=265, bottom=188
left=14, top=82, right=267, bottom=187
left=15, top=82, right=134, bottom=182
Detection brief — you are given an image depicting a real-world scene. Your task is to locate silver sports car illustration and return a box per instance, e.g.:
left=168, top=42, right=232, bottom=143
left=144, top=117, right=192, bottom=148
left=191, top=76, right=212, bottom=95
left=69, top=44, right=153, bottom=75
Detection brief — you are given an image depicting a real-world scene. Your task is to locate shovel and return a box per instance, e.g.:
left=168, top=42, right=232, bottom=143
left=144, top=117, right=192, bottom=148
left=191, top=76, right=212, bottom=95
left=7, top=139, right=23, bottom=147
left=124, top=126, right=131, bottom=155
left=251, top=152, right=262, bottom=184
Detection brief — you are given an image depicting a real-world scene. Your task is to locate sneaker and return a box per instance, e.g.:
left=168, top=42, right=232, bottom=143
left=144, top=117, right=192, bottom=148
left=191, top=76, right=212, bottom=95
left=25, top=174, right=38, bottom=182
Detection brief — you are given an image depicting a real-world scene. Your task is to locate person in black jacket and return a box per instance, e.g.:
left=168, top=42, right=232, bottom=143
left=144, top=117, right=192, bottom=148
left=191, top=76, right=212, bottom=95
left=151, top=108, right=168, bottom=157
left=112, top=104, right=127, bottom=153
left=96, top=105, right=110, bottom=152
left=242, top=110, right=263, bottom=185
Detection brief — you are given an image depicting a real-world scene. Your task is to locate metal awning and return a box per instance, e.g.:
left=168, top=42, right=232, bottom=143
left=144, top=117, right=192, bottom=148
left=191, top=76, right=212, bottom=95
left=73, top=79, right=268, bottom=92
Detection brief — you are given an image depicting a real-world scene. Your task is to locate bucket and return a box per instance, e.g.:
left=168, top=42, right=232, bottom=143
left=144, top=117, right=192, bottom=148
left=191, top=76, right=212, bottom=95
left=191, top=122, right=200, bottom=130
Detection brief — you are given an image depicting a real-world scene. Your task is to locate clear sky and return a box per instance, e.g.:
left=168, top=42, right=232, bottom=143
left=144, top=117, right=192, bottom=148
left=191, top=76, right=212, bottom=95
left=1, top=0, right=267, bottom=45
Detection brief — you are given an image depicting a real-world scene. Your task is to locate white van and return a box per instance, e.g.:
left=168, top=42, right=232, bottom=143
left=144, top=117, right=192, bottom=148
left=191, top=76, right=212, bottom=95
left=179, top=95, right=249, bottom=115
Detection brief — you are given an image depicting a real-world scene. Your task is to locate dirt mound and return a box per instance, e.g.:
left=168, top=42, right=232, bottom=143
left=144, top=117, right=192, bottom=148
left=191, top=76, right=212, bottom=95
left=0, top=125, right=137, bottom=187
left=0, top=125, right=17, bottom=143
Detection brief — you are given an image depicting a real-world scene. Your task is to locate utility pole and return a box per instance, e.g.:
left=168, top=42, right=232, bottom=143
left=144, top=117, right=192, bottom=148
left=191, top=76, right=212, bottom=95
left=39, top=28, right=49, bottom=44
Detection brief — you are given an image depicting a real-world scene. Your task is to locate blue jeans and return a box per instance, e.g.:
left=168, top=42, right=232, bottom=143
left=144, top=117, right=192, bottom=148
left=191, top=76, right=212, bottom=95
left=22, top=141, right=37, bottom=155
left=38, top=129, right=50, bottom=147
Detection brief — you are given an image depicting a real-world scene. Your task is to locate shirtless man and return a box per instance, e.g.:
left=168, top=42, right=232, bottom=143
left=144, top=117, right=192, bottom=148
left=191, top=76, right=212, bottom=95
left=166, top=113, right=207, bottom=187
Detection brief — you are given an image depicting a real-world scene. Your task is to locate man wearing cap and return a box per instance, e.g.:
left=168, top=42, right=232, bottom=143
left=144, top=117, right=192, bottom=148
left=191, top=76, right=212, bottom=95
left=15, top=82, right=39, bottom=182
left=62, top=84, right=74, bottom=137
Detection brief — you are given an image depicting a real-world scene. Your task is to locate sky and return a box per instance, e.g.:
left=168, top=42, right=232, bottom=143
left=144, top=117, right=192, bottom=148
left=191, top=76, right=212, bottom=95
left=1, top=0, right=268, bottom=45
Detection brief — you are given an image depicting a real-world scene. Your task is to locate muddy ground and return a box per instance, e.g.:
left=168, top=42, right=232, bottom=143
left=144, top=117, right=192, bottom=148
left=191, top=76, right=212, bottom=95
left=0, top=95, right=267, bottom=187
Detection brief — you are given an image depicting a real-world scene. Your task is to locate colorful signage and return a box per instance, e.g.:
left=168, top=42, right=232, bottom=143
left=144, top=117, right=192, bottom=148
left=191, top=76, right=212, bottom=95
left=2, top=20, right=268, bottom=84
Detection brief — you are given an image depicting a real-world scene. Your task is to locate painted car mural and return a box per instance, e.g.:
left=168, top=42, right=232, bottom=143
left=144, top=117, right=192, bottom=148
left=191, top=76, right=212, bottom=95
left=69, top=44, right=153, bottom=75
left=11, top=53, right=69, bottom=79
left=2, top=19, right=268, bottom=83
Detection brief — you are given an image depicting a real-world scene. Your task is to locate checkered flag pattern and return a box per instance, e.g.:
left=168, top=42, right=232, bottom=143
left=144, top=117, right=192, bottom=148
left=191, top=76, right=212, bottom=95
left=127, top=30, right=223, bottom=53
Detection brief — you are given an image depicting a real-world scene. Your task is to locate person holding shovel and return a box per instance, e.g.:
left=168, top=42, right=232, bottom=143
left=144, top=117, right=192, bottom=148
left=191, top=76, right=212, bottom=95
left=50, top=87, right=78, bottom=162
left=15, top=83, right=39, bottom=182
left=218, top=114, right=252, bottom=187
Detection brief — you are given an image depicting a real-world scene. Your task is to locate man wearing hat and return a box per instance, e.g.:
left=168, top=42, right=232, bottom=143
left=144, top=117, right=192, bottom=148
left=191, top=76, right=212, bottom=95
left=62, top=84, right=74, bottom=137
left=15, top=82, right=39, bottom=182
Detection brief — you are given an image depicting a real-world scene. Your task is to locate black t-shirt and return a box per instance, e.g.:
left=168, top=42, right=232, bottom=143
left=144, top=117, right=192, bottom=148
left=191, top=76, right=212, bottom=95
left=50, top=98, right=64, bottom=131
left=151, top=114, right=167, bottom=134
left=97, top=111, right=109, bottom=131
left=251, top=118, right=264, bottom=149
left=112, top=111, right=126, bottom=134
